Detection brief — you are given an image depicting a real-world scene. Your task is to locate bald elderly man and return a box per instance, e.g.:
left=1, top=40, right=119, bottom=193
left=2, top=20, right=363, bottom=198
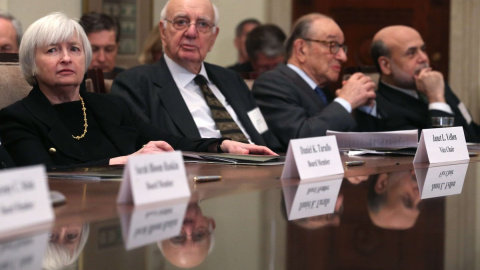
left=370, top=25, right=480, bottom=142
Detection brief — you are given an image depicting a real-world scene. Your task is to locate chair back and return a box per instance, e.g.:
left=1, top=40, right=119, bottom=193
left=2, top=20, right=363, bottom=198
left=0, top=53, right=31, bottom=109
left=85, top=68, right=114, bottom=94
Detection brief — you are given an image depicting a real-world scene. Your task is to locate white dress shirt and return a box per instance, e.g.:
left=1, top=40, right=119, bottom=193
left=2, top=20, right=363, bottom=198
left=164, top=55, right=252, bottom=142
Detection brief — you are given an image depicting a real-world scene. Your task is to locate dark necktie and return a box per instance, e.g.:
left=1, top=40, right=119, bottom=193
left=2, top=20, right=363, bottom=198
left=314, top=86, right=328, bottom=104
left=193, top=75, right=249, bottom=143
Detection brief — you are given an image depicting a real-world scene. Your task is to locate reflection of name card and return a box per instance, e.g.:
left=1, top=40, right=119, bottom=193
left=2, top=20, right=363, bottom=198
left=413, top=127, right=469, bottom=164
left=281, top=136, right=344, bottom=180
left=282, top=177, right=343, bottom=220
left=414, top=163, right=468, bottom=199
left=119, top=198, right=189, bottom=250
left=0, top=231, right=49, bottom=270
left=117, top=151, right=191, bottom=205
left=0, top=165, right=54, bottom=234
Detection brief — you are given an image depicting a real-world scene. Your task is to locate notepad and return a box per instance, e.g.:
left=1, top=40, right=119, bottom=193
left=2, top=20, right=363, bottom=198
left=182, top=152, right=284, bottom=165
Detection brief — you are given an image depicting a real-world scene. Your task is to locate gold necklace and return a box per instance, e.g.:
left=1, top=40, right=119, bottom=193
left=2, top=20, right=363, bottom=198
left=72, top=95, right=88, bottom=140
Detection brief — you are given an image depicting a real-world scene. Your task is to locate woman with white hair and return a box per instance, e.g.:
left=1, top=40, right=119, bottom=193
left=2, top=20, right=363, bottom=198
left=0, top=12, right=275, bottom=168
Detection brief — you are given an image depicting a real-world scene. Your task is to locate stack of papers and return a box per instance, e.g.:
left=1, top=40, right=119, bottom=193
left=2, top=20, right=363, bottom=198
left=326, top=130, right=418, bottom=156
left=182, top=152, right=284, bottom=165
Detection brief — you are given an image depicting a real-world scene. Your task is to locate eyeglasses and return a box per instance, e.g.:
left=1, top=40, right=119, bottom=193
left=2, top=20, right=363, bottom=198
left=168, top=227, right=211, bottom=245
left=165, top=18, right=215, bottom=33
left=303, top=38, right=348, bottom=54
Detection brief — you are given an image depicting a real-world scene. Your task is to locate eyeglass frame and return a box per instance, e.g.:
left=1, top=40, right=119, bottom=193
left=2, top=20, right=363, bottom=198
left=302, top=38, right=348, bottom=54
left=164, top=17, right=216, bottom=33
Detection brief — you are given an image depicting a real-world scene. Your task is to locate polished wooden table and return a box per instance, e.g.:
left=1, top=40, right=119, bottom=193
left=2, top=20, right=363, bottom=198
left=2, top=153, right=479, bottom=269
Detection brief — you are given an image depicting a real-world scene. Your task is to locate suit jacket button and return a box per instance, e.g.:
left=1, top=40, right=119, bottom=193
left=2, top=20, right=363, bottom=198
left=49, top=148, right=57, bottom=154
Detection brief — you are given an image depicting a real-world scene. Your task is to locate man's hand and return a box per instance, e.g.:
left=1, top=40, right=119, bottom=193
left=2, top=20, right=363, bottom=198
left=414, top=68, right=445, bottom=103
left=336, top=72, right=376, bottom=109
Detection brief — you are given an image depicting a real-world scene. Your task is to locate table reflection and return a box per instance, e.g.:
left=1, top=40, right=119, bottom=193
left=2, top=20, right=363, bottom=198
left=158, top=203, right=215, bottom=268
left=42, top=223, right=89, bottom=270
left=367, top=170, right=421, bottom=230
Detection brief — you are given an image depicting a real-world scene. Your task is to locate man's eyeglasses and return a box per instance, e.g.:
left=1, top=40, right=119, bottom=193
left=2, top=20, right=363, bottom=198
left=165, top=18, right=215, bottom=33
left=303, top=38, right=348, bottom=54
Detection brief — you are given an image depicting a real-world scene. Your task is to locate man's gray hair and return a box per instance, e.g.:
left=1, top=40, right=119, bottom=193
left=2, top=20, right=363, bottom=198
left=159, top=0, right=219, bottom=33
left=0, top=11, right=23, bottom=46
left=19, top=12, right=92, bottom=86
left=285, top=13, right=332, bottom=61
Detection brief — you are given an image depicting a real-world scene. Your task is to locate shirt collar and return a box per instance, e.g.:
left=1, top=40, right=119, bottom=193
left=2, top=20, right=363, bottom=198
left=381, top=80, right=419, bottom=99
left=287, top=63, right=318, bottom=90
left=164, top=54, right=210, bottom=87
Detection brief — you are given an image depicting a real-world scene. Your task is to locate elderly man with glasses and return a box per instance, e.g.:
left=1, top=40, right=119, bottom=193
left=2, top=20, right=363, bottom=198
left=112, top=0, right=281, bottom=152
left=252, top=13, right=376, bottom=151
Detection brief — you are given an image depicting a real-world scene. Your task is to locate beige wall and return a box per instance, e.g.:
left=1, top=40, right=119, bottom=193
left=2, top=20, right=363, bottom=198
left=3, top=0, right=81, bottom=32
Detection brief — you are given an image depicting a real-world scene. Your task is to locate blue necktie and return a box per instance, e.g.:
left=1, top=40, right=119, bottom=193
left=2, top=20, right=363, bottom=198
left=314, top=86, right=328, bottom=104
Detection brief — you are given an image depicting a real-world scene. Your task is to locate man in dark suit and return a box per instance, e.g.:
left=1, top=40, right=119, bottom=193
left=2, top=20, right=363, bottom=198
left=252, top=13, right=376, bottom=150
left=111, top=0, right=280, bottom=151
left=0, top=143, right=14, bottom=168
left=370, top=25, right=480, bottom=142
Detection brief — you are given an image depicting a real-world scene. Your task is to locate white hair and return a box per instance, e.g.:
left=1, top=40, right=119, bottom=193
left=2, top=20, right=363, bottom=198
left=159, top=0, right=220, bottom=33
left=19, top=12, right=92, bottom=86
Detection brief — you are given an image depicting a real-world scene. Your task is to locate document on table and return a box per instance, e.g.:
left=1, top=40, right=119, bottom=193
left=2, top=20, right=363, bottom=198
left=182, top=152, right=285, bottom=165
left=326, top=130, right=418, bottom=150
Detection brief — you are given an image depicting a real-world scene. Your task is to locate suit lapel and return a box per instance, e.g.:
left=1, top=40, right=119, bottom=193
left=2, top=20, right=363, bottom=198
left=206, top=65, right=264, bottom=143
left=23, top=88, right=89, bottom=162
left=279, top=65, right=326, bottom=108
left=84, top=93, right=140, bottom=154
left=153, top=58, right=201, bottom=137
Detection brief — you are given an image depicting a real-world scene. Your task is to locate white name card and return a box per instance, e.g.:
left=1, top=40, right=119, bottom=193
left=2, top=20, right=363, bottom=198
left=0, top=231, right=49, bottom=270
left=117, top=151, right=191, bottom=205
left=413, top=127, right=469, bottom=164
left=282, top=177, right=343, bottom=220
left=414, top=163, right=468, bottom=199
left=119, top=198, right=189, bottom=250
left=281, top=136, right=344, bottom=180
left=0, top=165, right=54, bottom=234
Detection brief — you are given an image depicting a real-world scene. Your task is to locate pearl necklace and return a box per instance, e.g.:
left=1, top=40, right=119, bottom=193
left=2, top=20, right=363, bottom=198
left=72, top=95, right=88, bottom=140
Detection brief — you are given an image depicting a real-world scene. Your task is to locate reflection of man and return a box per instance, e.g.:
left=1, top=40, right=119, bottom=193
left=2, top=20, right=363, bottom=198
left=227, top=18, right=260, bottom=69
left=42, top=223, right=90, bottom=270
left=367, top=170, right=421, bottom=230
left=80, top=12, right=124, bottom=76
left=159, top=203, right=215, bottom=268
left=0, top=12, right=22, bottom=53
left=112, top=0, right=281, bottom=151
left=252, top=13, right=376, bottom=151
left=370, top=25, right=480, bottom=142
left=229, top=24, right=286, bottom=76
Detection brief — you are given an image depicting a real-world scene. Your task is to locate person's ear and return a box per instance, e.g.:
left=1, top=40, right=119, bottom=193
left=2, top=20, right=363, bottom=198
left=378, top=56, right=391, bottom=75
left=293, top=39, right=307, bottom=63
left=375, top=173, right=389, bottom=194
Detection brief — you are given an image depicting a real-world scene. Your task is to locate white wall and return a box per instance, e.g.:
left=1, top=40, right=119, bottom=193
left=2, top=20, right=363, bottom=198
left=3, top=0, right=288, bottom=68
left=4, top=0, right=81, bottom=34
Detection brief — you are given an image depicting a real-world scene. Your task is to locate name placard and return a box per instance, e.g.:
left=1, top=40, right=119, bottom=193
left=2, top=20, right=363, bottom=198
left=413, top=127, right=469, bottom=164
left=119, top=198, right=189, bottom=250
left=0, top=231, right=49, bottom=270
left=117, top=151, right=191, bottom=205
left=282, top=177, right=343, bottom=220
left=414, top=163, right=468, bottom=199
left=281, top=136, right=344, bottom=180
left=0, top=165, right=54, bottom=234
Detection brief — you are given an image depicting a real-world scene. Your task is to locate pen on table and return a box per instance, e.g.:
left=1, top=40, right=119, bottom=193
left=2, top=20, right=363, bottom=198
left=193, top=175, right=222, bottom=183
left=345, top=160, right=365, bottom=167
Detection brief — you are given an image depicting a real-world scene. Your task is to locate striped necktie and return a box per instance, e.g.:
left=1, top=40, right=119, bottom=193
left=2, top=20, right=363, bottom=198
left=193, top=75, right=249, bottom=143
